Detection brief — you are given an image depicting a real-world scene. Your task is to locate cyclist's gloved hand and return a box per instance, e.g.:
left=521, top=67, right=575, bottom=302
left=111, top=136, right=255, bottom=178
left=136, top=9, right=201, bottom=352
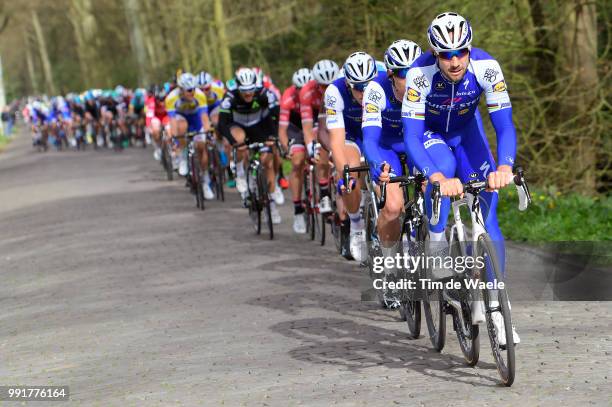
left=306, top=141, right=316, bottom=158
left=371, top=162, right=391, bottom=183
left=336, top=177, right=357, bottom=195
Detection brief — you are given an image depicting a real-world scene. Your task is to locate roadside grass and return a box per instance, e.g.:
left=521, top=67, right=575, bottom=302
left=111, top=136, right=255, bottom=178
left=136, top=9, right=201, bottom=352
left=497, top=186, right=611, bottom=242
left=0, top=134, right=11, bottom=151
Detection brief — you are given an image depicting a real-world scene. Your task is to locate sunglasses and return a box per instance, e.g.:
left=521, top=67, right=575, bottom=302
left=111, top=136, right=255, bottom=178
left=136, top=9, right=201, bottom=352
left=392, top=68, right=409, bottom=79
left=184, top=88, right=195, bottom=93
left=348, top=81, right=368, bottom=92
left=437, top=48, right=470, bottom=60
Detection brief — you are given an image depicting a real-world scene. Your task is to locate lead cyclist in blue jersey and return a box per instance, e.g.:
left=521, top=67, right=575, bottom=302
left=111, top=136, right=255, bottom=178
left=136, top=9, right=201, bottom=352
left=402, top=12, right=519, bottom=345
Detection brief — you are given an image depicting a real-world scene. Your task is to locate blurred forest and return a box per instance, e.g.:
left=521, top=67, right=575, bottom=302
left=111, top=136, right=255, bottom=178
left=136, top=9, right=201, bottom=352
left=0, top=0, right=609, bottom=194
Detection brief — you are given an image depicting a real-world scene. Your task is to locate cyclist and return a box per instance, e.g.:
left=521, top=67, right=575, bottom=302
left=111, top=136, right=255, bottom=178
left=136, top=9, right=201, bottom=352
left=128, top=88, right=147, bottom=145
left=217, top=67, right=282, bottom=224
left=325, top=52, right=384, bottom=262
left=253, top=66, right=287, bottom=193
left=402, top=12, right=519, bottom=345
left=278, top=67, right=312, bottom=233
left=198, top=71, right=234, bottom=187
left=362, top=39, right=422, bottom=304
left=299, top=59, right=340, bottom=216
left=165, top=72, right=214, bottom=200
left=145, top=85, right=169, bottom=160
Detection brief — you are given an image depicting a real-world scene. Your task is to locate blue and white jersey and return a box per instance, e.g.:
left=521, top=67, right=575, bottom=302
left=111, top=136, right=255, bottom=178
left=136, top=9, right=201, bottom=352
left=362, top=74, right=403, bottom=144
left=324, top=70, right=386, bottom=143
left=402, top=48, right=517, bottom=175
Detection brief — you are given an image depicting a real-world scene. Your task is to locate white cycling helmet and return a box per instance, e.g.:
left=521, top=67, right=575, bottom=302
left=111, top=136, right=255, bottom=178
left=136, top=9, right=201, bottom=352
left=236, top=68, right=258, bottom=92
left=427, top=12, right=472, bottom=52
left=292, top=68, right=312, bottom=88
left=384, top=39, right=422, bottom=70
left=197, top=71, right=213, bottom=88
left=177, top=72, right=198, bottom=90
left=312, top=59, right=339, bottom=85
left=343, top=51, right=377, bottom=85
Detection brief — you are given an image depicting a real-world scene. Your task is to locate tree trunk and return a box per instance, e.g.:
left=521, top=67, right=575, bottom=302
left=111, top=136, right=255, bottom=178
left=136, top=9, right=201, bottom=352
left=31, top=9, right=57, bottom=95
left=214, top=0, right=233, bottom=80
left=527, top=0, right=556, bottom=85
left=561, top=0, right=598, bottom=193
left=24, top=32, right=39, bottom=95
left=124, top=0, right=150, bottom=86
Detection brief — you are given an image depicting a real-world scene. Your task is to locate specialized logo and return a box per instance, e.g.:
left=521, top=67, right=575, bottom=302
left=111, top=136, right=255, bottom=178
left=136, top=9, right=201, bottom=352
left=414, top=74, right=429, bottom=90
left=435, top=81, right=445, bottom=91
left=365, top=103, right=379, bottom=113
left=493, top=80, right=507, bottom=92
left=406, top=88, right=421, bottom=102
left=464, top=78, right=470, bottom=89
left=367, top=90, right=382, bottom=103
left=483, top=68, right=499, bottom=82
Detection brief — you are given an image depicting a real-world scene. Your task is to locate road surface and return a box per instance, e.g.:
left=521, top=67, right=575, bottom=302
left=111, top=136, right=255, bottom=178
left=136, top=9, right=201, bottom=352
left=0, top=132, right=610, bottom=406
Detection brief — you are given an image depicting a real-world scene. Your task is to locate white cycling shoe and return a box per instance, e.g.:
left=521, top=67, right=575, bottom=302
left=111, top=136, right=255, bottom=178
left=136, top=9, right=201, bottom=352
left=471, top=300, right=486, bottom=324
left=270, top=205, right=282, bottom=224
left=490, top=300, right=520, bottom=347
left=293, top=213, right=307, bottom=234
left=178, top=159, right=189, bottom=177
left=272, top=185, right=285, bottom=205
left=153, top=147, right=162, bottom=161
left=203, top=183, right=215, bottom=200
left=318, top=196, right=332, bottom=213
left=236, top=176, right=247, bottom=194
left=349, top=227, right=367, bottom=263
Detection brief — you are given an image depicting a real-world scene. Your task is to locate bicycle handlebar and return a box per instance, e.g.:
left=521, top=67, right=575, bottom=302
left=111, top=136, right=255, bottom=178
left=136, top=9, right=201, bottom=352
left=342, top=164, right=370, bottom=194
left=429, top=166, right=531, bottom=226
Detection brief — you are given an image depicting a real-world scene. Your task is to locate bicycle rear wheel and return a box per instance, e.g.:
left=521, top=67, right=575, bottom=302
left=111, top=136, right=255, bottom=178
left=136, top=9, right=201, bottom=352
left=303, top=169, right=314, bottom=240
left=477, top=234, right=515, bottom=386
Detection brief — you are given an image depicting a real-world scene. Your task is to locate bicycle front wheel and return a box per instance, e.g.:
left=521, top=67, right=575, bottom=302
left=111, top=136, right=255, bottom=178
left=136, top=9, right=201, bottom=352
left=258, top=167, right=273, bottom=240
left=247, top=170, right=261, bottom=235
left=476, top=233, right=515, bottom=386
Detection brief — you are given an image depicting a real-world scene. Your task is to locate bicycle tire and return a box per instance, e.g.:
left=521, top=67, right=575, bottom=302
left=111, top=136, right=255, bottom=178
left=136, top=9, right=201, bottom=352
left=258, top=167, right=273, bottom=240
left=303, top=169, right=314, bottom=240
left=310, top=167, right=322, bottom=243
left=247, top=169, right=261, bottom=234
left=421, top=218, right=446, bottom=351
left=449, top=229, right=480, bottom=366
left=164, top=145, right=173, bottom=181
left=193, top=154, right=205, bottom=210
left=477, top=234, right=515, bottom=386
left=401, top=216, right=425, bottom=339
left=215, top=149, right=225, bottom=201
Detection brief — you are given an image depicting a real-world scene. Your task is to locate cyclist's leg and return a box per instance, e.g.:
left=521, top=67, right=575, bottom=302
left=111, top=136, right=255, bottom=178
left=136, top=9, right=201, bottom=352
left=288, top=125, right=306, bottom=216
left=454, top=118, right=504, bottom=278
left=421, top=131, right=456, bottom=241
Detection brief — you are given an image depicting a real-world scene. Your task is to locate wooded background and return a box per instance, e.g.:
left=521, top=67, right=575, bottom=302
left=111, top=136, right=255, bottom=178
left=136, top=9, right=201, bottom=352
left=0, top=0, right=609, bottom=194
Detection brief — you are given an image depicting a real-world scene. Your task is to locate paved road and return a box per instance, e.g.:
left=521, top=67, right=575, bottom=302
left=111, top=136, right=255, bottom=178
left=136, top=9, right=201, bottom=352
left=0, top=132, right=610, bottom=406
